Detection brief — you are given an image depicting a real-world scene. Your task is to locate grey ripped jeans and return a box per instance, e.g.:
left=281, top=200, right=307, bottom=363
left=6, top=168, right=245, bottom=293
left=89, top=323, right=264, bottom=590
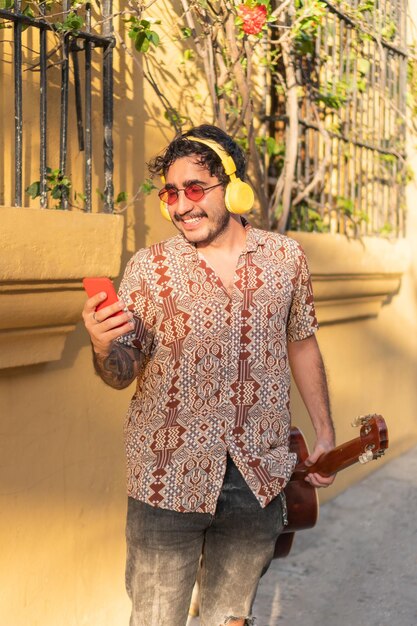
left=125, top=455, right=285, bottom=626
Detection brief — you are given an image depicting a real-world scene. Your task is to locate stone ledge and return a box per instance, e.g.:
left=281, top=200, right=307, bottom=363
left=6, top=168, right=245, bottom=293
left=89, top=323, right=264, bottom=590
left=0, top=207, right=124, bottom=369
left=288, top=231, right=410, bottom=324
left=2, top=217, right=410, bottom=368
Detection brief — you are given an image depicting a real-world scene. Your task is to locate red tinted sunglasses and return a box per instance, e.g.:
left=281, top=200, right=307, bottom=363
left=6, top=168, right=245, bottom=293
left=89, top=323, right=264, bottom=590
left=158, top=182, right=223, bottom=206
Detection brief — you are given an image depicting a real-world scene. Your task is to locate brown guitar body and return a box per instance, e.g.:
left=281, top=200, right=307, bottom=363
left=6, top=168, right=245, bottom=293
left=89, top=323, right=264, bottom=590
left=273, top=427, right=318, bottom=558
left=273, top=414, right=389, bottom=558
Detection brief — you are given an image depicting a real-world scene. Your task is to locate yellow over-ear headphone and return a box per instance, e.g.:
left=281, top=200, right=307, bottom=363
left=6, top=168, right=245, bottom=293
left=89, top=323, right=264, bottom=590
left=187, top=136, right=254, bottom=215
left=159, top=136, right=254, bottom=220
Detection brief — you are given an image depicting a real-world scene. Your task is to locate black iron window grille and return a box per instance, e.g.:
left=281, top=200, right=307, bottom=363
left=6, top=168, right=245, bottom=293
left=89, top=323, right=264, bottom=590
left=270, top=0, right=408, bottom=237
left=0, top=1, right=114, bottom=212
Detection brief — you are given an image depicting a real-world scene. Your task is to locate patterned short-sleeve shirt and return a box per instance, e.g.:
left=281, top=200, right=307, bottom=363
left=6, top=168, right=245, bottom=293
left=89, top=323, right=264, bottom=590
left=118, top=221, right=318, bottom=514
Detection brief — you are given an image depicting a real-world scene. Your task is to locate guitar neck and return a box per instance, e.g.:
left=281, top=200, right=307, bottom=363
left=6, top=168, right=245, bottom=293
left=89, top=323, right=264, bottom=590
left=291, top=436, right=373, bottom=480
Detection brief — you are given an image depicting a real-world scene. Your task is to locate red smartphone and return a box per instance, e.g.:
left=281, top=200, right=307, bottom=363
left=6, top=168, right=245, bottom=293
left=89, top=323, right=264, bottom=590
left=82, top=277, right=124, bottom=317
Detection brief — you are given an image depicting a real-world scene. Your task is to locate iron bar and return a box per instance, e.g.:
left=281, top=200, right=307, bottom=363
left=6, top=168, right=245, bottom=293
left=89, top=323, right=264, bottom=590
left=59, top=32, right=70, bottom=209
left=71, top=46, right=85, bottom=153
left=350, top=31, right=358, bottom=231
left=39, top=2, right=47, bottom=208
left=341, top=22, right=351, bottom=234
left=14, top=0, right=23, bottom=206
left=326, top=10, right=337, bottom=225
left=85, top=2, right=92, bottom=213
left=0, top=9, right=113, bottom=48
left=102, top=0, right=114, bottom=213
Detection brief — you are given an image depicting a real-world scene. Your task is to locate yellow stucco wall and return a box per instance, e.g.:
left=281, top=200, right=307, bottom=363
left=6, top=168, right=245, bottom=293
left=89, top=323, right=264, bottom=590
left=1, top=7, right=417, bottom=626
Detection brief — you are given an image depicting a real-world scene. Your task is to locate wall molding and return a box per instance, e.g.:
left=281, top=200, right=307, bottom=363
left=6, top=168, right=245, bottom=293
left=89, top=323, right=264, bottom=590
left=288, top=231, right=410, bottom=324
left=2, top=214, right=410, bottom=369
left=1, top=207, right=124, bottom=369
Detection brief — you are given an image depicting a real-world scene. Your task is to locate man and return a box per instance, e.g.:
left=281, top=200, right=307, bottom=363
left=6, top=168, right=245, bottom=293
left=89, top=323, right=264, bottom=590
left=82, top=125, right=335, bottom=626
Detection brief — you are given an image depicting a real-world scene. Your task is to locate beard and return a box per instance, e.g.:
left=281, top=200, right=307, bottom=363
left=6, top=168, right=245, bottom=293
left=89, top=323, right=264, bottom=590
left=173, top=208, right=231, bottom=246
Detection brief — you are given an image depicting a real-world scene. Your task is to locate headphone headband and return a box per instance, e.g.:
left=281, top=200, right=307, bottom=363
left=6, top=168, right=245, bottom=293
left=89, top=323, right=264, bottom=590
left=187, top=136, right=237, bottom=178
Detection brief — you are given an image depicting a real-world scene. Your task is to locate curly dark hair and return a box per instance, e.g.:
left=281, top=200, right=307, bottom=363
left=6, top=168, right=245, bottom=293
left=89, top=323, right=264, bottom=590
left=147, top=124, right=247, bottom=185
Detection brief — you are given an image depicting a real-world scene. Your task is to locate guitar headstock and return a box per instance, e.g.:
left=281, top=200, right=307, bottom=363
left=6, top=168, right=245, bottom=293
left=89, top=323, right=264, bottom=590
left=291, top=413, right=389, bottom=479
left=351, top=414, right=389, bottom=464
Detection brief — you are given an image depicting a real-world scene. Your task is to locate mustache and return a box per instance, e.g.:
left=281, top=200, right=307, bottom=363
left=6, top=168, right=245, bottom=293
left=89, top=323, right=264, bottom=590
left=173, top=212, right=207, bottom=222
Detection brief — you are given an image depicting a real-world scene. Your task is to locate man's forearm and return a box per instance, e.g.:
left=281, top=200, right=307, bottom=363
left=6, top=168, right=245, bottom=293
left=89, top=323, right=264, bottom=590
left=93, top=341, right=139, bottom=389
left=288, top=335, right=335, bottom=444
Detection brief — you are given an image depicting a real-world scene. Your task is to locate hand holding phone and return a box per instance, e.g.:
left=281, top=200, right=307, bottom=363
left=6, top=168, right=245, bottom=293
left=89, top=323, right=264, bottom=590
left=82, top=277, right=124, bottom=318
left=82, top=276, right=135, bottom=358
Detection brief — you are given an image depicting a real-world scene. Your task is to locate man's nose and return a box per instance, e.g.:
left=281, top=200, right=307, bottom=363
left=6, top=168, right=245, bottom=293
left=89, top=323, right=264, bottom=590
left=175, top=190, right=194, bottom=214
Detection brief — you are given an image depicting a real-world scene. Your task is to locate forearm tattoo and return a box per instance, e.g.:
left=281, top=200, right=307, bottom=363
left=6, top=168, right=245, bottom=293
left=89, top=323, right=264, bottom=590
left=93, top=342, right=137, bottom=389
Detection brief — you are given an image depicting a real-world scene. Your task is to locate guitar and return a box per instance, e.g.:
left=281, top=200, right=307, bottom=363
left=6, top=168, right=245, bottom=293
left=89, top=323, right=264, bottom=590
left=273, top=414, right=389, bottom=559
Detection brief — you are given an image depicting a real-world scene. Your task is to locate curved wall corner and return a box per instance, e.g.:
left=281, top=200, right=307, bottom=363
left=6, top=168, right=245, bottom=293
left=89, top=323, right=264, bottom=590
left=288, top=231, right=410, bottom=324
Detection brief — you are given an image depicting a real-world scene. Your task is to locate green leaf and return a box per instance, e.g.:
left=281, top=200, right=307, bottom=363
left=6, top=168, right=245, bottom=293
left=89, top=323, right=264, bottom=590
left=336, top=196, right=354, bottom=215
left=357, top=77, right=367, bottom=93
left=379, top=222, right=393, bottom=236
left=55, top=11, right=84, bottom=34
left=183, top=48, right=194, bottom=61
left=140, top=37, right=150, bottom=53
left=379, top=153, right=396, bottom=164
left=21, top=4, right=35, bottom=31
left=22, top=4, right=34, bottom=17
left=51, top=186, right=63, bottom=200
left=149, top=31, right=159, bottom=46
left=357, top=0, right=375, bottom=12
left=139, top=179, right=157, bottom=195
left=134, top=31, right=148, bottom=52
left=116, top=191, right=128, bottom=203
left=181, top=27, right=192, bottom=39
left=381, top=20, right=396, bottom=41
left=163, top=108, right=184, bottom=127
left=307, top=208, right=322, bottom=221
left=74, top=191, right=87, bottom=202
left=26, top=181, right=41, bottom=199
left=266, top=137, right=285, bottom=158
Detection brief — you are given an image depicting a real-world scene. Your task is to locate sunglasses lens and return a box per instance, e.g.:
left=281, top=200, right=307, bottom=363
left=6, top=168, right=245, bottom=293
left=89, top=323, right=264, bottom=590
left=158, top=183, right=210, bottom=206
left=159, top=188, right=178, bottom=205
left=185, top=184, right=204, bottom=201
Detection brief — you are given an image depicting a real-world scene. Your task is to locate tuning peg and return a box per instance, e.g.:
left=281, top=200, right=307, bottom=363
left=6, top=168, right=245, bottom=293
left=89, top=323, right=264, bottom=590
left=358, top=449, right=374, bottom=464
left=351, top=415, right=370, bottom=428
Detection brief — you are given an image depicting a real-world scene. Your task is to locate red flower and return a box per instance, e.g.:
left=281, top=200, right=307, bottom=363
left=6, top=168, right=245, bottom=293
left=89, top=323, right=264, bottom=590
left=238, top=3, right=268, bottom=36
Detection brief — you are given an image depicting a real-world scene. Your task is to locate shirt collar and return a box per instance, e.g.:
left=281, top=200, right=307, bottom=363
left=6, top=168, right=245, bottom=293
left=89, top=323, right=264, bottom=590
left=240, top=217, right=264, bottom=254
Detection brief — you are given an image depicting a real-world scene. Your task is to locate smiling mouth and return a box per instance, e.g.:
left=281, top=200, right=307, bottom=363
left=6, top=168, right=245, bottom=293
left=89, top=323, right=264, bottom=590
left=175, top=213, right=206, bottom=224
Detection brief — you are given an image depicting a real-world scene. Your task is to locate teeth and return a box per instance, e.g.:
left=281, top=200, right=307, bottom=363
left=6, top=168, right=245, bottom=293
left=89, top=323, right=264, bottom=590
left=183, top=217, right=202, bottom=224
